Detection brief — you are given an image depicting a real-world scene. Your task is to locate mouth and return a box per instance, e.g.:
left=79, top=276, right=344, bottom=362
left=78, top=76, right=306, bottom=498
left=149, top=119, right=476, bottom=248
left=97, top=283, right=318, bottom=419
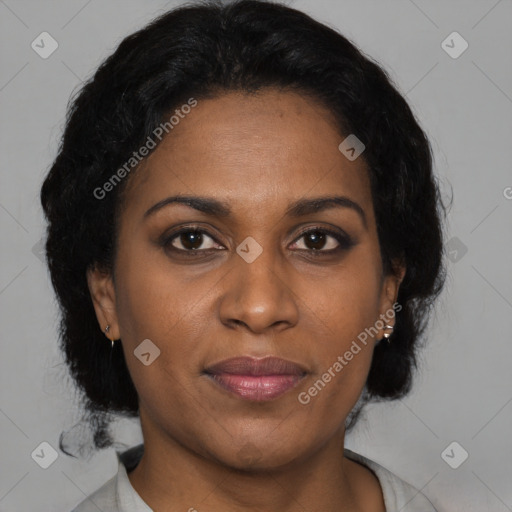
left=203, top=356, right=307, bottom=402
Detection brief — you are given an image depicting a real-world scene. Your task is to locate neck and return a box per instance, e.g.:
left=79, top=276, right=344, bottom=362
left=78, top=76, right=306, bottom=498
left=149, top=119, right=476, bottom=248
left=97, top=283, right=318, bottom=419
left=127, top=420, right=384, bottom=512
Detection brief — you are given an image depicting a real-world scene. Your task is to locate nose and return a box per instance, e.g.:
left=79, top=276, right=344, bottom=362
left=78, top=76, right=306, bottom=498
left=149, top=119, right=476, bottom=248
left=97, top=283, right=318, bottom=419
left=218, top=244, right=299, bottom=334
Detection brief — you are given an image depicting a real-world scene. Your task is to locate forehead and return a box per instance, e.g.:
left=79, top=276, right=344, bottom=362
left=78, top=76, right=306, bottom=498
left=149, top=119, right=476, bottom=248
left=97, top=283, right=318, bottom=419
left=121, top=89, right=373, bottom=221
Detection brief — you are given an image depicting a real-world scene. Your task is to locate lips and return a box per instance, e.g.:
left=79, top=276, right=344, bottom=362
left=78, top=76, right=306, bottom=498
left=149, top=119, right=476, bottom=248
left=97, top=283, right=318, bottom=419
left=205, top=356, right=306, bottom=376
left=204, top=356, right=307, bottom=401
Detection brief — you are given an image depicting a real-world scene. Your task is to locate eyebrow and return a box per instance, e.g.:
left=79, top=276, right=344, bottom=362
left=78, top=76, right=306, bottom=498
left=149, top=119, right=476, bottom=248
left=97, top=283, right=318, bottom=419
left=144, top=194, right=367, bottom=228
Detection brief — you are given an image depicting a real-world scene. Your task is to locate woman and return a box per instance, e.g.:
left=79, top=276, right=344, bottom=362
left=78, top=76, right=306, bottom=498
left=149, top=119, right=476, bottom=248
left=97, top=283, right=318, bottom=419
left=41, top=1, right=446, bottom=510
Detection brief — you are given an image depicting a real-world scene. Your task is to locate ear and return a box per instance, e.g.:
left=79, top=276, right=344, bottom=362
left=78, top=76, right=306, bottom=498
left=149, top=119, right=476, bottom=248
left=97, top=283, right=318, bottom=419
left=376, top=260, right=406, bottom=340
left=86, top=264, right=120, bottom=341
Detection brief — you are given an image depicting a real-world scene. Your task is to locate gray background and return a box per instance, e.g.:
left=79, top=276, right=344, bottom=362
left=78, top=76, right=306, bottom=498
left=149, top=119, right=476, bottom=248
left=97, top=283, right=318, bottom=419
left=1, top=0, right=511, bottom=510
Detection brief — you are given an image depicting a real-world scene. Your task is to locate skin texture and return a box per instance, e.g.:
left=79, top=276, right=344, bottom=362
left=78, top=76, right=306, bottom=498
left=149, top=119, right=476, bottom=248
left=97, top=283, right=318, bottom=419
left=88, top=89, right=405, bottom=512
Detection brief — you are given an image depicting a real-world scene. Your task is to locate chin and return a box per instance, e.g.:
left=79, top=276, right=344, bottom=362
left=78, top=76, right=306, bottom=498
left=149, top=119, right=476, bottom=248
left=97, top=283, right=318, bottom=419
left=210, top=439, right=307, bottom=473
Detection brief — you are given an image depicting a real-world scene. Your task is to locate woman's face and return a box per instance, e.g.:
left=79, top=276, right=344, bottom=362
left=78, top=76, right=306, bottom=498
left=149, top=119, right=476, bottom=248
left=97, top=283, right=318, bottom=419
left=89, top=89, right=403, bottom=470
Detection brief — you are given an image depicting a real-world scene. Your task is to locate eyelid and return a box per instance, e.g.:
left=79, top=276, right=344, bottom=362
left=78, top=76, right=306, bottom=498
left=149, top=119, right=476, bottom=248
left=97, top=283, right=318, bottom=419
left=293, top=225, right=350, bottom=242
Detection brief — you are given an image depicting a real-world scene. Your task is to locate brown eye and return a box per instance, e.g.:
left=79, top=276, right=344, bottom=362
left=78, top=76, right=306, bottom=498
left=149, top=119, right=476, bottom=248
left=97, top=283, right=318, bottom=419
left=176, top=230, right=204, bottom=250
left=166, top=229, right=221, bottom=252
left=302, top=231, right=328, bottom=251
left=160, top=225, right=354, bottom=260
left=291, top=228, right=353, bottom=254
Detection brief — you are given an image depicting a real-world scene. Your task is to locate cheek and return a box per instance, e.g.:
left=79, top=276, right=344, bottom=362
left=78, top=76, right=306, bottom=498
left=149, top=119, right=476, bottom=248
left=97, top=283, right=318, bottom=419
left=296, top=253, right=382, bottom=407
left=113, top=247, right=211, bottom=385
left=297, top=293, right=377, bottom=434
left=306, top=256, right=383, bottom=351
left=112, top=251, right=227, bottom=452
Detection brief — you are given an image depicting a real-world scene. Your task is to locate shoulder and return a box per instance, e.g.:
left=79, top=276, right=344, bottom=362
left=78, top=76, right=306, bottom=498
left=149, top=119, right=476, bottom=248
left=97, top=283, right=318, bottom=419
left=70, top=474, right=118, bottom=512
left=69, top=444, right=147, bottom=512
left=344, top=449, right=438, bottom=512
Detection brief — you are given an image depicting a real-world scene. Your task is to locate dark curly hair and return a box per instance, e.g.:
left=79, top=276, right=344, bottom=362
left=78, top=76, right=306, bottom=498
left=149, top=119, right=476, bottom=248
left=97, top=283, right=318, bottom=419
left=40, top=0, right=448, bottom=455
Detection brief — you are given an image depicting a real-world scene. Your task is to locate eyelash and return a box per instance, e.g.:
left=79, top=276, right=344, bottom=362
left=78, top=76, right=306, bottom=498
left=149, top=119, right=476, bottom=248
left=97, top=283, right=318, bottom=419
left=160, top=225, right=354, bottom=258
